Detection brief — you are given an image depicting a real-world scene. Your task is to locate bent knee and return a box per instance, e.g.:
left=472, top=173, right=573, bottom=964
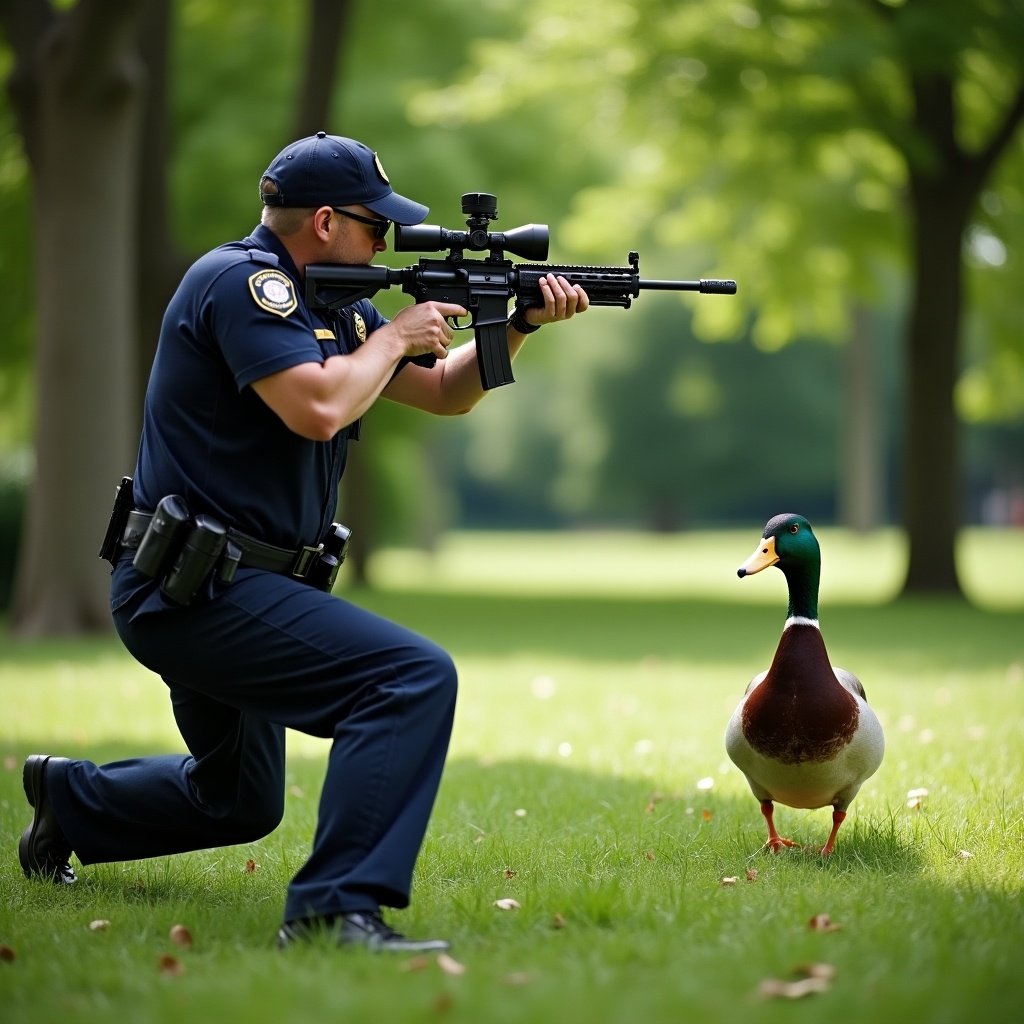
left=226, top=797, right=284, bottom=843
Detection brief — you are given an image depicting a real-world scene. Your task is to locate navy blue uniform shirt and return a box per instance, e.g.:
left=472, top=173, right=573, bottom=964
left=133, top=223, right=386, bottom=549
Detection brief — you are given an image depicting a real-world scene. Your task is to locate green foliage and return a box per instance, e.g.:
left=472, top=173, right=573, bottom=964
left=1, top=529, right=1022, bottom=1023
left=409, top=0, right=1024, bottom=408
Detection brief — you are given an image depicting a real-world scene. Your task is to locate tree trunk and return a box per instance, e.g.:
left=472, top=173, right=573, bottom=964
left=838, top=304, right=884, bottom=533
left=901, top=176, right=967, bottom=595
left=6, top=0, right=147, bottom=635
left=135, top=0, right=186, bottom=409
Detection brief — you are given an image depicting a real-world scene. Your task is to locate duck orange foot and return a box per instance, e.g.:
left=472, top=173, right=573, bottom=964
left=760, top=799, right=801, bottom=853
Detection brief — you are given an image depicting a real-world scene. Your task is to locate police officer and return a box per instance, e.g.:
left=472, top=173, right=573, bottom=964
left=18, top=133, right=589, bottom=951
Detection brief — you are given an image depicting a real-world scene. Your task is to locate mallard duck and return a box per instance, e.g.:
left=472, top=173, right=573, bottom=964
left=725, top=513, right=884, bottom=856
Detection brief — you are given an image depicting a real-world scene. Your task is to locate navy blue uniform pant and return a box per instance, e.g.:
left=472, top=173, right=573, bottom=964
left=48, top=567, right=457, bottom=923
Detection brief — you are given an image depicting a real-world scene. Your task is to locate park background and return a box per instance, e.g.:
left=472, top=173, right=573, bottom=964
left=1, top=2, right=1022, bottom=1023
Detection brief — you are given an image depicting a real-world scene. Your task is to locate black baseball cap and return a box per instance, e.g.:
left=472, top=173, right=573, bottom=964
left=260, top=132, right=428, bottom=225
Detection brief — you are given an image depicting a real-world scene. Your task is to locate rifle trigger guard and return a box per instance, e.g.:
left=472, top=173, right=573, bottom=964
left=446, top=315, right=473, bottom=331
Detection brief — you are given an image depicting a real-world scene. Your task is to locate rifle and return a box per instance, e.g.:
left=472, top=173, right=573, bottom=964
left=305, top=193, right=737, bottom=390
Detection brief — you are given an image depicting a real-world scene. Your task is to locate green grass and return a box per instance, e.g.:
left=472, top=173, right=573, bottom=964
left=1, top=528, right=1022, bottom=1024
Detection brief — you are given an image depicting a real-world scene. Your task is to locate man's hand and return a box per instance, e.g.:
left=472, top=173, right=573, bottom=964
left=386, top=301, right=467, bottom=360
left=522, top=274, right=589, bottom=328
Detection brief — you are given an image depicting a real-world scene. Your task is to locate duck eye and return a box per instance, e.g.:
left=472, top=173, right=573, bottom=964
left=789, top=524, right=799, bottom=534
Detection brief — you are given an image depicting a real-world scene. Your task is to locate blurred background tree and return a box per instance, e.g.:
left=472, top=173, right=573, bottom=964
left=1, top=0, right=1021, bottom=633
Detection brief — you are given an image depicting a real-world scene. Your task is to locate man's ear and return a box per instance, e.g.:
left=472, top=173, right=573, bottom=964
left=312, top=206, right=333, bottom=240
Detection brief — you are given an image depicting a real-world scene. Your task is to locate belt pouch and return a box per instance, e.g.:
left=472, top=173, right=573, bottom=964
left=133, top=495, right=190, bottom=578
left=98, top=476, right=135, bottom=564
left=160, top=514, right=227, bottom=605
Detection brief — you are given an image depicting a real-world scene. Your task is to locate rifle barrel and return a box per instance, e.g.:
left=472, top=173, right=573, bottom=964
left=638, top=278, right=737, bottom=295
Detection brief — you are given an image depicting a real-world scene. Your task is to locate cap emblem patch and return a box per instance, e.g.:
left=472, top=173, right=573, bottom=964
left=248, top=269, right=297, bottom=317
left=373, top=152, right=390, bottom=185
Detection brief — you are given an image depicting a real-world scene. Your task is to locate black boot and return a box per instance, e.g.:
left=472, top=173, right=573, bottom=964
left=19, top=754, right=77, bottom=885
left=278, top=911, right=449, bottom=953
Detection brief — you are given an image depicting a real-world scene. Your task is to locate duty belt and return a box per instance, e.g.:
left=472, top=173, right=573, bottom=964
left=121, top=510, right=323, bottom=577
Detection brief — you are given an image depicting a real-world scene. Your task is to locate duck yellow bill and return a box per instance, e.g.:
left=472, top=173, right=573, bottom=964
left=737, top=536, right=778, bottom=577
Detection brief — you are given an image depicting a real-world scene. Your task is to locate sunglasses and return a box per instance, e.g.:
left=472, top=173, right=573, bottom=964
left=332, top=207, right=392, bottom=239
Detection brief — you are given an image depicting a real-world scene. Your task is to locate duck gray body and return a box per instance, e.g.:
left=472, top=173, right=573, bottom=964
left=726, top=514, right=884, bottom=855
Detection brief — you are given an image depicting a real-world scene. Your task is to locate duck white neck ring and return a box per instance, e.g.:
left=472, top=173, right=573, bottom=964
left=785, top=615, right=820, bottom=630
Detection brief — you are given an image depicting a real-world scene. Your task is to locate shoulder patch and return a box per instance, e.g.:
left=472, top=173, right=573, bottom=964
left=353, top=311, right=367, bottom=343
left=248, top=269, right=297, bottom=318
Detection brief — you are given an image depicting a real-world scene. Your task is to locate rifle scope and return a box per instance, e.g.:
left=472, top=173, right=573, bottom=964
left=395, top=192, right=550, bottom=261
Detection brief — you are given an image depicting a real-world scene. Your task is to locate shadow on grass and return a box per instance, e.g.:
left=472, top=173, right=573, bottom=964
left=3, top=592, right=1021, bottom=672
left=2, top=741, right=926, bottom=915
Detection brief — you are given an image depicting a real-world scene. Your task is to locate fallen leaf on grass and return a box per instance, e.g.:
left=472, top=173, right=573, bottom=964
left=243, top=858, right=259, bottom=873
left=89, top=920, right=111, bottom=932
left=906, top=787, right=929, bottom=810
left=504, top=868, right=517, bottom=878
left=746, top=868, right=759, bottom=882
left=759, top=976, right=830, bottom=999
left=701, top=809, right=713, bottom=822
left=0, top=946, right=15, bottom=963
left=957, top=850, right=973, bottom=861
left=157, top=954, right=185, bottom=977
left=494, top=898, right=521, bottom=911
left=808, top=914, right=841, bottom=933
left=551, top=913, right=567, bottom=930
left=721, top=876, right=739, bottom=886
left=437, top=953, right=466, bottom=976
left=399, top=955, right=431, bottom=973
left=759, top=963, right=835, bottom=999
left=169, top=924, right=193, bottom=949
left=644, top=850, right=656, bottom=862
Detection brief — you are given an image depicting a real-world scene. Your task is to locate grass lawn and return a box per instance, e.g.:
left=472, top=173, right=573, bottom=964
left=1, top=527, right=1022, bottom=1024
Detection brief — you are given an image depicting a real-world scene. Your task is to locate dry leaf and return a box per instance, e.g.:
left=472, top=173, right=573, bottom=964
left=746, top=868, right=759, bottom=882
left=957, top=850, right=973, bottom=860
left=799, top=963, right=837, bottom=980
left=157, top=954, right=185, bottom=977
left=244, top=859, right=259, bottom=873
left=504, top=868, right=517, bottom=878
left=89, top=919, right=111, bottom=932
left=808, top=913, right=841, bottom=933
left=494, top=898, right=521, bottom=911
left=759, top=963, right=836, bottom=999
left=399, top=955, right=431, bottom=973
left=432, top=993, right=454, bottom=1013
left=759, top=976, right=831, bottom=999
left=906, top=787, right=929, bottom=810
left=169, top=924, right=193, bottom=949
left=0, top=946, right=15, bottom=963
left=436, top=953, right=466, bottom=976
left=551, top=913, right=567, bottom=930
left=702, top=809, right=713, bottom=822
left=721, top=876, right=739, bottom=886
left=644, top=850, right=656, bottom=862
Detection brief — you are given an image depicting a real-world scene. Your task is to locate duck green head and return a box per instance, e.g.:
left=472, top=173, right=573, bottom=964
left=737, top=513, right=821, bottom=620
